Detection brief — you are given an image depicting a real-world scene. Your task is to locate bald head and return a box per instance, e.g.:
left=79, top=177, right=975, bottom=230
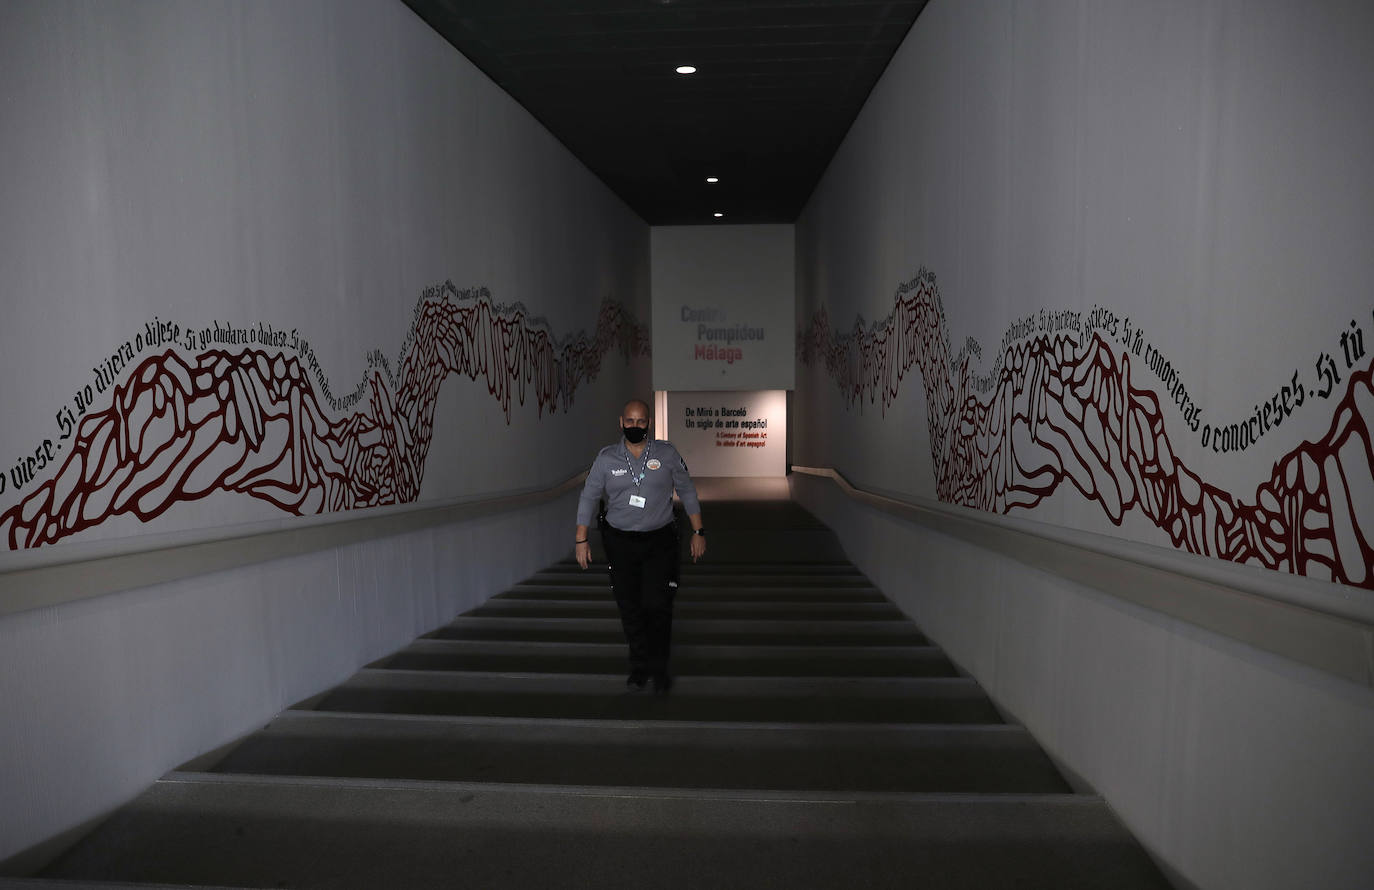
left=620, top=400, right=650, bottom=442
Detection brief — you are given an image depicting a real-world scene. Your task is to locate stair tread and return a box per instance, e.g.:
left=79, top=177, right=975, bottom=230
left=469, top=600, right=904, bottom=620
left=204, top=714, right=1071, bottom=793
left=22, top=499, right=1170, bottom=890
left=498, top=586, right=887, bottom=602
left=393, top=639, right=945, bottom=655
left=309, top=672, right=1002, bottom=724
left=376, top=642, right=958, bottom=677
left=429, top=617, right=928, bottom=646
left=38, top=779, right=1172, bottom=890
left=521, top=575, right=875, bottom=587
left=546, top=565, right=865, bottom=575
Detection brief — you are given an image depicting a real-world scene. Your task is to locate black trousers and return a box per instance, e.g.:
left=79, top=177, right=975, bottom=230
left=601, top=522, right=679, bottom=676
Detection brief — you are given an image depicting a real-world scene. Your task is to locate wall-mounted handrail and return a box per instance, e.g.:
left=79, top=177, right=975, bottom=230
left=0, top=472, right=587, bottom=618
left=791, top=465, right=1374, bottom=687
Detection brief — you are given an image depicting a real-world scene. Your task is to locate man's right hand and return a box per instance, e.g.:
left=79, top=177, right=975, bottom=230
left=576, top=540, right=592, bottom=569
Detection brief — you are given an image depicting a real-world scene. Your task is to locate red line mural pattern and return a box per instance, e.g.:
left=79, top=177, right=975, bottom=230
left=799, top=273, right=1374, bottom=589
left=1, top=284, right=648, bottom=549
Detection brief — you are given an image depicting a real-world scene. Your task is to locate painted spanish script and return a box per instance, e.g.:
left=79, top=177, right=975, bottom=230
left=798, top=269, right=1374, bottom=589
left=1, top=284, right=649, bottom=549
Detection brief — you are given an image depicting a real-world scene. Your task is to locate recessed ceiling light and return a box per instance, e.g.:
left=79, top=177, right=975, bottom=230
left=713, top=212, right=724, bottom=218
left=675, top=65, right=697, bottom=75
left=705, top=177, right=719, bottom=183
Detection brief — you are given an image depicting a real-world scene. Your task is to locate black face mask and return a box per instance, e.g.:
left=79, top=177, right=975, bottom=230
left=622, top=426, right=648, bottom=444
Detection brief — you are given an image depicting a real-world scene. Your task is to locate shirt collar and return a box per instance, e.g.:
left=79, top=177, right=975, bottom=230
left=617, top=438, right=651, bottom=460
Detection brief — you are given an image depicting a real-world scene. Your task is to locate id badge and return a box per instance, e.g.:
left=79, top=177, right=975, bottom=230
left=628, top=494, right=647, bottom=509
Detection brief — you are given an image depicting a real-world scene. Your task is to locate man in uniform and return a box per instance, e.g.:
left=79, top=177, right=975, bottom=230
left=575, top=399, right=705, bottom=694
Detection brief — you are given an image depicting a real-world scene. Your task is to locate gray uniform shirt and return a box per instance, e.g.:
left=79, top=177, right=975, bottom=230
left=577, top=439, right=701, bottom=532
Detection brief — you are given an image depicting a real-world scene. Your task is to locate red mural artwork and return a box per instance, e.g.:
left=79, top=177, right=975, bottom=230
left=0, top=285, right=648, bottom=549
left=799, top=273, right=1374, bottom=589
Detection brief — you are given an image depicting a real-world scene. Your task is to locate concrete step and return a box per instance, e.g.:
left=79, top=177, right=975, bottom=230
left=428, top=616, right=927, bottom=646
left=373, top=640, right=960, bottom=678
left=523, top=571, right=874, bottom=588
left=203, top=713, right=1071, bottom=794
left=543, top=561, right=866, bottom=576
left=307, top=671, right=1002, bottom=724
left=496, top=584, right=888, bottom=602
left=690, top=539, right=848, bottom=563
left=11, top=497, right=1174, bottom=890
left=0, top=880, right=253, bottom=889
left=469, top=598, right=905, bottom=621
left=683, top=502, right=830, bottom=526
left=37, top=778, right=1172, bottom=890
left=587, top=529, right=847, bottom=563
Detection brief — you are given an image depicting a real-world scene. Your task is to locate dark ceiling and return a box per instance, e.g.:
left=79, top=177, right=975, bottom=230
left=401, top=0, right=929, bottom=225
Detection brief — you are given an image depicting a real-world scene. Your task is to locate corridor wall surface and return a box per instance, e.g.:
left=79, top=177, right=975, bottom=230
left=0, top=0, right=647, bottom=862
left=795, top=0, right=1373, bottom=592
left=792, top=2, right=1374, bottom=889
left=0, top=0, right=649, bottom=563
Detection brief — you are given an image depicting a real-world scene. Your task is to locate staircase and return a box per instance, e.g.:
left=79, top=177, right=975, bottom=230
left=9, top=499, right=1171, bottom=889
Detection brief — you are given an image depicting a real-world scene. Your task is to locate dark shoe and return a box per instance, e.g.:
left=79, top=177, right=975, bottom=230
left=651, top=673, right=673, bottom=695
left=626, top=670, right=648, bottom=692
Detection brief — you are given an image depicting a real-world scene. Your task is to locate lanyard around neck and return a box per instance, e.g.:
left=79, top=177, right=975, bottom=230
left=624, top=441, right=651, bottom=489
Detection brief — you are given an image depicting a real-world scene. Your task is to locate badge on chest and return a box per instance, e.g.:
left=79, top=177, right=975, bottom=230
left=628, top=494, right=647, bottom=509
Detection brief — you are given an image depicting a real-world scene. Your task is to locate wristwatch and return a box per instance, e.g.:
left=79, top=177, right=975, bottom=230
left=693, top=528, right=706, bottom=537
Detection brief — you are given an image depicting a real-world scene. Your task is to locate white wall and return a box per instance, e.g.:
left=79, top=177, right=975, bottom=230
left=792, top=0, right=1374, bottom=887
left=652, top=225, right=794, bottom=392
left=0, top=0, right=647, bottom=861
left=795, top=0, right=1374, bottom=585
left=0, top=0, right=649, bottom=552
left=792, top=474, right=1374, bottom=890
left=0, top=495, right=575, bottom=863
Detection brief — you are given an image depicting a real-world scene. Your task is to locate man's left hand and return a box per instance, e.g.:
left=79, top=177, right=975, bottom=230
left=690, top=534, right=706, bottom=563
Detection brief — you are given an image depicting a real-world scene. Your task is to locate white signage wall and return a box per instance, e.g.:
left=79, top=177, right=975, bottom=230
left=663, top=390, right=786, bottom=478
left=652, top=225, right=795, bottom=392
